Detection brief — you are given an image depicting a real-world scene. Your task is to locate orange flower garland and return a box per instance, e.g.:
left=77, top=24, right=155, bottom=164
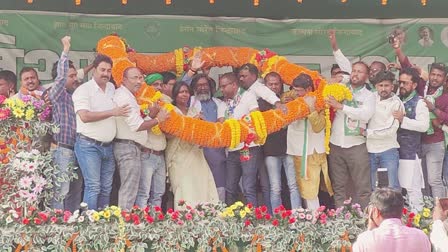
left=97, top=35, right=328, bottom=148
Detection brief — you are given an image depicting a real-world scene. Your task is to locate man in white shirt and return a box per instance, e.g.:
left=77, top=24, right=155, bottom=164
left=367, top=71, right=403, bottom=191
left=393, top=68, right=429, bottom=212
left=326, top=61, right=376, bottom=209
left=431, top=197, right=448, bottom=252
left=72, top=54, right=130, bottom=210
left=113, top=67, right=168, bottom=210
left=219, top=72, right=263, bottom=207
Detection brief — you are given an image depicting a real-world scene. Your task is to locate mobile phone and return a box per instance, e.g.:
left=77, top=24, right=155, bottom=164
left=440, top=197, right=448, bottom=211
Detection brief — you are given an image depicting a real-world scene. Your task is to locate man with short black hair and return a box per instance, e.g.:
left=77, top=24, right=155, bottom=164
left=73, top=54, right=131, bottom=210
left=353, top=188, right=430, bottom=252
left=367, top=71, right=403, bottom=191
left=16, top=67, right=45, bottom=100
left=326, top=61, right=375, bottom=208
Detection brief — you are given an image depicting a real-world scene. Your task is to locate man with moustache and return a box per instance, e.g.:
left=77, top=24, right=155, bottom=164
left=190, top=73, right=227, bottom=202
left=421, top=63, right=448, bottom=198
left=326, top=61, right=376, bottom=208
left=72, top=54, right=130, bottom=210
left=367, top=71, right=403, bottom=191
left=113, top=67, right=168, bottom=210
left=393, top=68, right=429, bottom=212
left=15, top=66, right=45, bottom=101
left=367, top=61, right=387, bottom=91
left=48, top=36, right=85, bottom=211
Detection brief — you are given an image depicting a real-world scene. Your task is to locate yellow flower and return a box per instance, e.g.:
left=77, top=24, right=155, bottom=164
left=423, top=208, right=430, bottom=213
left=225, top=209, right=235, bottom=217
left=92, top=212, right=100, bottom=221
left=103, top=210, right=111, bottom=219
left=244, top=206, right=251, bottom=214
left=140, top=104, right=149, bottom=111
left=414, top=217, right=420, bottom=225
left=239, top=210, right=247, bottom=218
left=25, top=109, right=35, bottom=120
left=12, top=108, right=24, bottom=118
left=218, top=212, right=227, bottom=218
left=422, top=229, right=429, bottom=235
left=113, top=209, right=121, bottom=217
left=98, top=211, right=104, bottom=217
left=235, top=201, right=244, bottom=207
left=230, top=204, right=238, bottom=210
left=422, top=211, right=430, bottom=218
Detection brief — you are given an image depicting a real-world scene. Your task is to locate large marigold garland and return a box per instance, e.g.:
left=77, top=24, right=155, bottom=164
left=97, top=34, right=352, bottom=151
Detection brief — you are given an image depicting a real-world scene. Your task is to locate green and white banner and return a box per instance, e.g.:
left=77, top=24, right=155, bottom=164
left=1, top=11, right=448, bottom=83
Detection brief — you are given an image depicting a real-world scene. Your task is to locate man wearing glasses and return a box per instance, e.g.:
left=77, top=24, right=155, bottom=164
left=393, top=68, right=429, bottom=212
left=353, top=188, right=430, bottom=252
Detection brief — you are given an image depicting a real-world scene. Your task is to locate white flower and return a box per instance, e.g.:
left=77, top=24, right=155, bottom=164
left=72, top=210, right=80, bottom=218
left=19, top=176, right=33, bottom=189
left=8, top=209, right=19, bottom=219
left=78, top=216, right=85, bottom=223
left=26, top=193, right=37, bottom=204
left=5, top=216, right=13, bottom=224
left=18, top=190, right=29, bottom=198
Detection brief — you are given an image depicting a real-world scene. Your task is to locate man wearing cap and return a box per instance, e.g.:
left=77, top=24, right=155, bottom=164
left=73, top=54, right=130, bottom=210
left=145, top=73, right=173, bottom=103
left=113, top=67, right=169, bottom=210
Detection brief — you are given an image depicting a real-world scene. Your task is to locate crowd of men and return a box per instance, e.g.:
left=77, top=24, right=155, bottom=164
left=1, top=33, right=448, bottom=248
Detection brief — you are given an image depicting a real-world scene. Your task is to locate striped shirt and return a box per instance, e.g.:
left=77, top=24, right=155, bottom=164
left=49, top=51, right=76, bottom=147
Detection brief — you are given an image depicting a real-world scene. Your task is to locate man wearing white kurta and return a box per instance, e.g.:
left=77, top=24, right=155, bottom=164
left=393, top=68, right=429, bottom=212
left=367, top=71, right=404, bottom=191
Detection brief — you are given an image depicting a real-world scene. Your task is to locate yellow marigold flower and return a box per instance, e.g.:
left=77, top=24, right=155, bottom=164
left=13, top=108, right=24, bottom=118
left=225, top=209, right=235, bottom=217
left=103, top=210, right=111, bottom=219
left=99, top=211, right=104, bottom=217
left=230, top=205, right=238, bottom=210
left=113, top=209, right=121, bottom=217
left=422, top=228, right=429, bottom=235
left=423, top=208, right=430, bottom=213
left=109, top=206, right=118, bottom=211
left=25, top=109, right=35, bottom=120
left=422, top=211, right=430, bottom=218
left=93, top=212, right=100, bottom=221
left=244, top=206, right=251, bottom=213
left=235, top=201, right=244, bottom=207
left=416, top=213, right=421, bottom=219
left=414, top=218, right=420, bottom=225
left=239, top=210, right=247, bottom=218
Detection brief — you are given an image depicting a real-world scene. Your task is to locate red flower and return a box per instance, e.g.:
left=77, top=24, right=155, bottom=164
left=38, top=212, right=48, bottom=222
left=281, top=212, right=288, bottom=219
left=171, top=213, right=179, bottom=220
left=272, top=219, right=279, bottom=226
left=264, top=49, right=277, bottom=58
left=288, top=217, right=296, bottom=224
left=133, top=218, right=141, bottom=225
left=255, top=208, right=262, bottom=215
left=132, top=215, right=140, bottom=225
left=132, top=205, right=139, bottom=210
left=274, top=208, right=280, bottom=214
left=124, top=214, right=131, bottom=222
left=146, top=215, right=154, bottom=224
left=246, top=203, right=253, bottom=209
left=22, top=218, right=30, bottom=225
left=185, top=213, right=193, bottom=220
left=144, top=206, right=150, bottom=213
left=178, top=199, right=186, bottom=206
left=409, top=212, right=415, bottom=218
left=244, top=220, right=251, bottom=227
left=264, top=214, right=272, bottom=220
left=260, top=206, right=267, bottom=213
left=402, top=208, right=408, bottom=215
left=158, top=213, right=164, bottom=220
left=34, top=218, right=42, bottom=225
left=154, top=206, right=162, bottom=212
left=50, top=216, right=58, bottom=223
left=319, top=213, right=327, bottom=220
left=29, top=206, right=37, bottom=213
left=256, top=214, right=263, bottom=220
left=406, top=223, right=412, bottom=227
left=167, top=208, right=174, bottom=214
left=279, top=205, right=285, bottom=211
left=0, top=108, right=11, bottom=121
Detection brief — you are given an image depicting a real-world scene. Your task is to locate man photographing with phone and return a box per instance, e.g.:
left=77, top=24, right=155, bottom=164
left=353, top=188, right=431, bottom=252
left=431, top=197, right=448, bottom=252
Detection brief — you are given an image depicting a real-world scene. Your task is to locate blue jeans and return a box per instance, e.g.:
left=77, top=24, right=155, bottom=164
left=74, top=136, right=115, bottom=210
left=226, top=146, right=263, bottom=206
left=265, top=155, right=302, bottom=211
left=146, top=154, right=166, bottom=207
left=369, top=148, right=400, bottom=190
left=51, top=146, right=83, bottom=212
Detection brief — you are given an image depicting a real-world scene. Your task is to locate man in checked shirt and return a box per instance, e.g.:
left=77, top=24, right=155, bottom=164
left=48, top=36, right=83, bottom=212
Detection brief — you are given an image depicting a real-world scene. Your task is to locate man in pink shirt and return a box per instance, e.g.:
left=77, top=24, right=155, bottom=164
left=353, top=188, right=431, bottom=252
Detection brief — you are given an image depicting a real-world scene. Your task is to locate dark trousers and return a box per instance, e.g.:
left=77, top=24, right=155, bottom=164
left=226, top=146, right=263, bottom=206
left=328, top=143, right=371, bottom=209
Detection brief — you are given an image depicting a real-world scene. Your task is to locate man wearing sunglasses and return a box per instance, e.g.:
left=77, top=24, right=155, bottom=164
left=353, top=188, right=430, bottom=252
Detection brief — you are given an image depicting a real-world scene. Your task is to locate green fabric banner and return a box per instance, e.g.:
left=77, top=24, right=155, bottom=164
left=1, top=11, right=448, bottom=83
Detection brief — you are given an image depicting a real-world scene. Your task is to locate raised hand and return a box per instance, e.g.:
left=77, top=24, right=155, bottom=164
left=61, top=36, right=71, bottom=53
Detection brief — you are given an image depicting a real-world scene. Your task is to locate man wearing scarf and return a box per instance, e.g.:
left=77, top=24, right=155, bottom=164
left=15, top=67, right=45, bottom=101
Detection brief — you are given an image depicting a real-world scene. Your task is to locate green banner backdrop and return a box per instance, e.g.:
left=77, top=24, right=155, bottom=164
left=1, top=11, right=448, bottom=83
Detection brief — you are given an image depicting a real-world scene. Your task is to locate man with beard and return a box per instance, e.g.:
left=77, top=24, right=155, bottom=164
left=326, top=61, right=376, bottom=208
left=393, top=68, right=429, bottom=212
left=72, top=54, right=130, bottom=210
left=190, top=74, right=227, bottom=202
left=366, top=71, right=403, bottom=191
left=421, top=63, right=448, bottom=199
left=48, top=36, right=84, bottom=211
